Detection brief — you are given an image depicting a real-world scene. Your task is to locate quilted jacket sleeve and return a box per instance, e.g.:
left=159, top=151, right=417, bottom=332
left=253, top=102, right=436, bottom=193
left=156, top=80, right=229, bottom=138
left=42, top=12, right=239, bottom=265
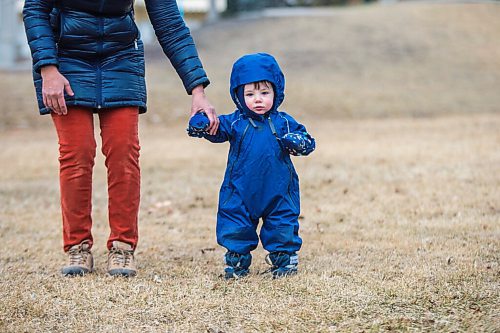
left=23, top=0, right=58, bottom=73
left=145, top=0, right=210, bottom=94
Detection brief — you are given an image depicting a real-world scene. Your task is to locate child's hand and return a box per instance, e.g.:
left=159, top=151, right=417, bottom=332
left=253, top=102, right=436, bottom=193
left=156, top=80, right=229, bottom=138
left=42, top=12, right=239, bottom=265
left=191, top=85, right=219, bottom=135
left=281, top=132, right=313, bottom=156
left=187, top=112, right=210, bottom=137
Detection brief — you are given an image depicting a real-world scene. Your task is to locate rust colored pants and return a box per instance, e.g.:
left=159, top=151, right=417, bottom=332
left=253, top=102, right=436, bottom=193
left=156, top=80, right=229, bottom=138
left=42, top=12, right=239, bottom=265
left=52, top=106, right=140, bottom=252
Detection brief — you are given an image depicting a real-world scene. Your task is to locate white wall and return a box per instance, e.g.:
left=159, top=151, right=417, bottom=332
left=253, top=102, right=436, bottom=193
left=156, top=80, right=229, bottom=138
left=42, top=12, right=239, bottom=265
left=135, top=0, right=227, bottom=12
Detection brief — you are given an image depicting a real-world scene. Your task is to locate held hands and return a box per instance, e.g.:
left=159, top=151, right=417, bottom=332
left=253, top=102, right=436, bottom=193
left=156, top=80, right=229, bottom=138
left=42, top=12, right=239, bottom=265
left=191, top=85, right=219, bottom=135
left=40, top=65, right=74, bottom=115
left=281, top=132, right=315, bottom=156
left=187, top=112, right=210, bottom=137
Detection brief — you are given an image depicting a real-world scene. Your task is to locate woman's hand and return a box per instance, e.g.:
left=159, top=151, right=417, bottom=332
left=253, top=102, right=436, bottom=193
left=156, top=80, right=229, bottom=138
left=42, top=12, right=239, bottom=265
left=40, top=65, right=74, bottom=115
left=191, top=85, right=219, bottom=135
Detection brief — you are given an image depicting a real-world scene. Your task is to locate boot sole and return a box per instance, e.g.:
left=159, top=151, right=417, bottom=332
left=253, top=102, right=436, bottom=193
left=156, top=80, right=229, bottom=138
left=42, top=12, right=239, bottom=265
left=61, top=266, right=93, bottom=276
left=108, top=268, right=137, bottom=277
left=273, top=269, right=298, bottom=279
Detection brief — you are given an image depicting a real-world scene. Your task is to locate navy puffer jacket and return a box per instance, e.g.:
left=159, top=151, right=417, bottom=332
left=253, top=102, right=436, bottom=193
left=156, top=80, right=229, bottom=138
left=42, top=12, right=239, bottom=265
left=23, top=0, right=210, bottom=115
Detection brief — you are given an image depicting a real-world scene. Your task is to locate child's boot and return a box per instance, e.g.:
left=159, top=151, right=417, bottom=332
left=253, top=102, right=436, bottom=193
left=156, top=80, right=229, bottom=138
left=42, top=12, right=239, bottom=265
left=265, top=252, right=298, bottom=278
left=224, top=251, right=252, bottom=279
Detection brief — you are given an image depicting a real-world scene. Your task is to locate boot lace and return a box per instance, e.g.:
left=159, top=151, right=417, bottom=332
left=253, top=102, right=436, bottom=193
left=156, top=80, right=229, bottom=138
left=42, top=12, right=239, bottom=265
left=68, top=241, right=90, bottom=266
left=110, top=248, right=134, bottom=268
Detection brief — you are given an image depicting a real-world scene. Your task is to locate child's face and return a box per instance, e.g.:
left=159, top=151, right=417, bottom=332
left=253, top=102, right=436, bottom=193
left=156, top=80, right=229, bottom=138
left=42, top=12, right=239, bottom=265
left=243, top=81, right=274, bottom=114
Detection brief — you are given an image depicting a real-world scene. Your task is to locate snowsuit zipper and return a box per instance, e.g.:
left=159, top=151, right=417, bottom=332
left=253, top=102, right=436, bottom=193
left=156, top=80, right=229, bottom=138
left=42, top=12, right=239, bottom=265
left=222, top=121, right=251, bottom=205
left=267, top=116, right=297, bottom=210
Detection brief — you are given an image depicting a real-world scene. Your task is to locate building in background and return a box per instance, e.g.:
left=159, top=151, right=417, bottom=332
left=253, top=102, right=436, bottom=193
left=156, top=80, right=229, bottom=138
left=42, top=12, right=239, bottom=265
left=134, top=0, right=227, bottom=43
left=0, top=0, right=29, bottom=69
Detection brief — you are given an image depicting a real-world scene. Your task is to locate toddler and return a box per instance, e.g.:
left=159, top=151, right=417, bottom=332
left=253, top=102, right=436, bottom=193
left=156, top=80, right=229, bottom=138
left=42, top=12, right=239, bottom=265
left=188, top=53, right=315, bottom=278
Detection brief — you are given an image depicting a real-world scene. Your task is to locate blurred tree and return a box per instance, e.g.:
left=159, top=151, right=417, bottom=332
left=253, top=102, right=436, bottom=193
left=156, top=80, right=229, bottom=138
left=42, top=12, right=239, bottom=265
left=207, top=0, right=220, bottom=22
left=225, top=0, right=374, bottom=15
left=226, top=0, right=265, bottom=14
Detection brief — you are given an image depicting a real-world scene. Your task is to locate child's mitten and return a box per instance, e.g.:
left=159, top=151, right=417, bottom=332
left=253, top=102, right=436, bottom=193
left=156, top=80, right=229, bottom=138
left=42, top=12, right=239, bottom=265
left=281, top=132, right=315, bottom=156
left=187, top=112, right=210, bottom=137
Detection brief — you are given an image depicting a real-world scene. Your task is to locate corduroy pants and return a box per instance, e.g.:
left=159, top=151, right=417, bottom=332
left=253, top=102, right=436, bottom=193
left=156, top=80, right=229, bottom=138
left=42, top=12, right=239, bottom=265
left=51, top=106, right=140, bottom=252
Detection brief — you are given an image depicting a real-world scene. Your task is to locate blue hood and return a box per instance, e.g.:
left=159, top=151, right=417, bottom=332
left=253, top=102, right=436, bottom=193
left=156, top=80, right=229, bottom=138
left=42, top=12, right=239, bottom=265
left=230, top=53, right=285, bottom=114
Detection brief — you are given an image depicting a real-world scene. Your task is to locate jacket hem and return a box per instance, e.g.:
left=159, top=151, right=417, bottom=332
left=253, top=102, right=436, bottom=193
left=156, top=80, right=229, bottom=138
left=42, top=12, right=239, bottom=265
left=39, top=100, right=147, bottom=115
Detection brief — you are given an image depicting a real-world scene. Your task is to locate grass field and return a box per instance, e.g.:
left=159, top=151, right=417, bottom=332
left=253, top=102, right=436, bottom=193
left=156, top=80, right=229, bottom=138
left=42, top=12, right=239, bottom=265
left=1, top=2, right=499, bottom=332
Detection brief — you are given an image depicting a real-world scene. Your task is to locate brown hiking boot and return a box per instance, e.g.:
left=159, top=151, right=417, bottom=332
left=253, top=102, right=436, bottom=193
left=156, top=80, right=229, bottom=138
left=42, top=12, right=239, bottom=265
left=62, top=240, right=93, bottom=276
left=107, top=241, right=137, bottom=277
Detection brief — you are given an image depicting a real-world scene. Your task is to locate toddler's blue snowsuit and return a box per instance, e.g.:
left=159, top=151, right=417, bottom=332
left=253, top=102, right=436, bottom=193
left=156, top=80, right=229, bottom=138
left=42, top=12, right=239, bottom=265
left=189, top=53, right=315, bottom=276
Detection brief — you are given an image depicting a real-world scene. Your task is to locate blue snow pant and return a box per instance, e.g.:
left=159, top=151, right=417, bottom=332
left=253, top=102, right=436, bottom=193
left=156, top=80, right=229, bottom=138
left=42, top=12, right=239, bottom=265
left=216, top=187, right=302, bottom=255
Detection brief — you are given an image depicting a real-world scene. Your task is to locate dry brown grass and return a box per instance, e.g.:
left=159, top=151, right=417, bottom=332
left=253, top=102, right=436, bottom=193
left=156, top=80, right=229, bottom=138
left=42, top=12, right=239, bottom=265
left=1, top=2, right=499, bottom=332
left=1, top=114, right=499, bottom=332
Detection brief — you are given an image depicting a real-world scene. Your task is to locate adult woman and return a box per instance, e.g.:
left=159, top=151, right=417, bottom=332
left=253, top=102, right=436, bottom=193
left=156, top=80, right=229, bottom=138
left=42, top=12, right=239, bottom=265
left=23, top=0, right=218, bottom=277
